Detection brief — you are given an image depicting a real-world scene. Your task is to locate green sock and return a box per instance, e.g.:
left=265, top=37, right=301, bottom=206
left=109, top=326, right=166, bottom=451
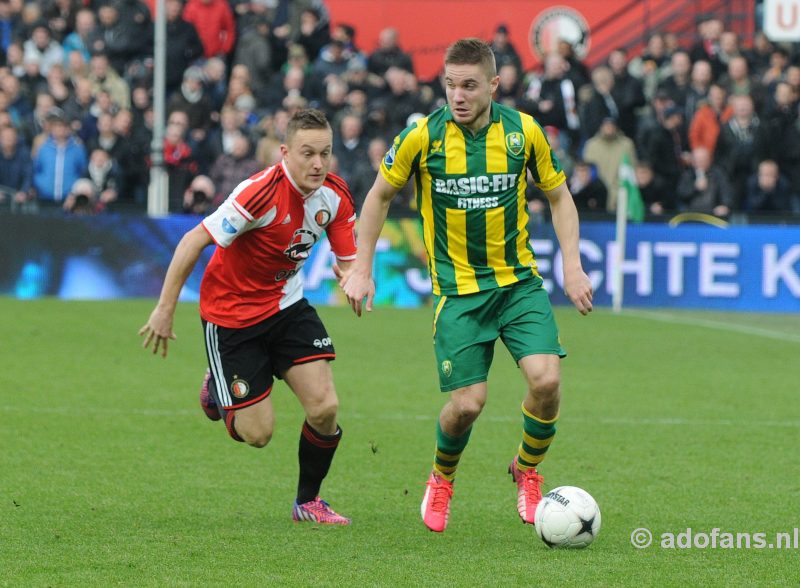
left=433, top=420, right=472, bottom=481
left=517, top=403, right=557, bottom=471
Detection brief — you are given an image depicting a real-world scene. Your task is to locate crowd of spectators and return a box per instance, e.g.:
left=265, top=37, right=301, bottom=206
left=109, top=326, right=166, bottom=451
left=0, top=0, right=798, bottom=220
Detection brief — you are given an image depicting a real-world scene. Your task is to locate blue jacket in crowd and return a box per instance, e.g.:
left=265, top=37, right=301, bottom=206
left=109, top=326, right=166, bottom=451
left=32, top=137, right=88, bottom=202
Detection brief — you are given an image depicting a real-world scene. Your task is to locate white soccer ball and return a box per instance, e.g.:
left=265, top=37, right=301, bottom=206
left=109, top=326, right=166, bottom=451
left=534, top=486, right=601, bottom=549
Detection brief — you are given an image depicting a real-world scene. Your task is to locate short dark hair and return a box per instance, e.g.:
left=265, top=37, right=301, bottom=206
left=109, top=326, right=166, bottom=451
left=338, top=23, right=355, bottom=40
left=286, top=108, right=331, bottom=142
left=445, top=38, right=496, bottom=78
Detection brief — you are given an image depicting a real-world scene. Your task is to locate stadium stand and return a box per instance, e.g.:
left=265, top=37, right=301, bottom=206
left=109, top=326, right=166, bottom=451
left=0, top=0, right=798, bottom=221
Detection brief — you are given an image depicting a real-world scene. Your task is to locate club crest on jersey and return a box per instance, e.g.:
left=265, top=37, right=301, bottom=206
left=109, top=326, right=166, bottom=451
left=285, top=228, right=318, bottom=261
left=505, top=132, right=525, bottom=156
left=314, top=208, right=331, bottom=227
left=230, top=378, right=249, bottom=398
left=441, top=360, right=452, bottom=378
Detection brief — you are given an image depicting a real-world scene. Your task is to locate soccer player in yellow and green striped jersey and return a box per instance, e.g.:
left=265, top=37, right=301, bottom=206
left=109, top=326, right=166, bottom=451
left=336, top=38, right=593, bottom=533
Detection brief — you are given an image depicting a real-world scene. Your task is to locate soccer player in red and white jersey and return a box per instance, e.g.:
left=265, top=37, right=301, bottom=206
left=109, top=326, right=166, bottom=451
left=139, top=109, right=356, bottom=525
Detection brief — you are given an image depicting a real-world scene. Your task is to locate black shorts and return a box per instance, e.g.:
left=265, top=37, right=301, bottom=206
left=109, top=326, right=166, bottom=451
left=202, top=299, right=335, bottom=410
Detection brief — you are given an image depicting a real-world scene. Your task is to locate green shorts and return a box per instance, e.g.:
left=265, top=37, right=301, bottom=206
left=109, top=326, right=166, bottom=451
left=432, top=277, right=566, bottom=392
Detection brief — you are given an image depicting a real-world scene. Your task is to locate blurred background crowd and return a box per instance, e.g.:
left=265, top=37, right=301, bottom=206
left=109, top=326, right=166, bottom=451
left=0, top=0, right=798, bottom=220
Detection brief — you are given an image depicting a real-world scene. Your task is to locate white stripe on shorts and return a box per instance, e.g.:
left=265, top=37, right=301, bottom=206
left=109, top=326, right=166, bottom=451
left=205, top=322, right=232, bottom=407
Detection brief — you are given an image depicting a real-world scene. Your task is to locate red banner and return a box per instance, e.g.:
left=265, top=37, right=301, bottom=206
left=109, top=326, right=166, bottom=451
left=327, top=0, right=755, bottom=80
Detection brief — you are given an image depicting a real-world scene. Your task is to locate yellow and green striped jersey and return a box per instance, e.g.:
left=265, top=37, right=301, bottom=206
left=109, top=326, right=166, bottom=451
left=380, top=101, right=566, bottom=296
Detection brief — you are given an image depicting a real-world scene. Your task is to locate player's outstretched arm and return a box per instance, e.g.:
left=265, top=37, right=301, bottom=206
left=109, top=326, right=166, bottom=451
left=545, top=182, right=593, bottom=315
left=338, top=174, right=399, bottom=317
left=139, top=224, right=214, bottom=357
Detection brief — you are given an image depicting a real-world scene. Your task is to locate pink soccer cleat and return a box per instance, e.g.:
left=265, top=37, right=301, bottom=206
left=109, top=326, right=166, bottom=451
left=421, top=471, right=454, bottom=533
left=292, top=497, right=351, bottom=525
left=508, top=457, right=544, bottom=524
left=199, top=370, right=221, bottom=421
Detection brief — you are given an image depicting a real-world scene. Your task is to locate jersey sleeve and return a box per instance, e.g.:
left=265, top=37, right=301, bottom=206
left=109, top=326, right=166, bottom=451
left=524, top=116, right=567, bottom=192
left=380, top=123, right=422, bottom=189
left=202, top=168, right=278, bottom=247
left=202, top=197, right=258, bottom=248
left=324, top=175, right=357, bottom=260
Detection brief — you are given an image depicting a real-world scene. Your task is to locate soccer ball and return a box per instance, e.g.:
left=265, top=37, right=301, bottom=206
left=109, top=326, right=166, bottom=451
left=534, top=486, right=601, bottom=549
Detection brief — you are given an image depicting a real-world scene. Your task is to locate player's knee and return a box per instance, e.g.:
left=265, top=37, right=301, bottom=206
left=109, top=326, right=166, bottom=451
left=234, top=420, right=273, bottom=448
left=242, top=429, right=273, bottom=448
left=247, top=434, right=272, bottom=449
left=535, top=376, right=560, bottom=398
left=452, top=395, right=484, bottom=422
left=306, top=394, right=339, bottom=429
left=529, top=370, right=560, bottom=399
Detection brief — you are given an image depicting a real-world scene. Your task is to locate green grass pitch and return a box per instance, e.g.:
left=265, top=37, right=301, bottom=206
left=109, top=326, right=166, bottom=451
left=1, top=298, right=798, bottom=586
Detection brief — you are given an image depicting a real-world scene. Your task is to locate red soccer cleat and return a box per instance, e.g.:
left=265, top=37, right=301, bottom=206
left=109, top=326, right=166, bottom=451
left=508, top=457, right=544, bottom=524
left=421, top=471, right=454, bottom=532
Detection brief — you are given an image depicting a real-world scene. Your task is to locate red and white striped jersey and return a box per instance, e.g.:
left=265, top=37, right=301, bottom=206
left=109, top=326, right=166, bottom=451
left=199, top=161, right=357, bottom=328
